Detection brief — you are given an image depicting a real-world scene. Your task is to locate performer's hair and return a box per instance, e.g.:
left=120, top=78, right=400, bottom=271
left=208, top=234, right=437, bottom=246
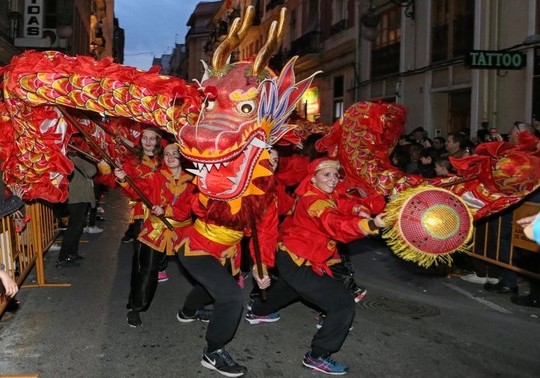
left=512, top=121, right=534, bottom=135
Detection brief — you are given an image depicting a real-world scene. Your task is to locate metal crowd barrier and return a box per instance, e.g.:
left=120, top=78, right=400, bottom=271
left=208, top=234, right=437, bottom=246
left=0, top=201, right=69, bottom=318
left=470, top=201, right=540, bottom=281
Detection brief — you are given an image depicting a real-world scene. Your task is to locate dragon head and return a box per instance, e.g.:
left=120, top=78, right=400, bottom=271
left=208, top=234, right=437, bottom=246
left=177, top=6, right=318, bottom=214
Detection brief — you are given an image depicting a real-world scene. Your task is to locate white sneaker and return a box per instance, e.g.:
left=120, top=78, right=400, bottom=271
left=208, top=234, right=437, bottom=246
left=48, top=244, right=61, bottom=252
left=460, top=272, right=487, bottom=284
left=485, top=277, right=500, bottom=285
left=86, top=226, right=103, bottom=234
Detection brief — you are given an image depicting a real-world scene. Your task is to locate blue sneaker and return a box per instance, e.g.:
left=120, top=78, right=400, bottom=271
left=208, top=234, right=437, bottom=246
left=245, top=299, right=280, bottom=324
left=245, top=309, right=280, bottom=324
left=302, top=352, right=348, bottom=375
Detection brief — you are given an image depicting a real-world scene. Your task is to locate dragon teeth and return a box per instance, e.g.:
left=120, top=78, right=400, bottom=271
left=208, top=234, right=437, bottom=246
left=250, top=137, right=267, bottom=149
left=186, top=168, right=204, bottom=178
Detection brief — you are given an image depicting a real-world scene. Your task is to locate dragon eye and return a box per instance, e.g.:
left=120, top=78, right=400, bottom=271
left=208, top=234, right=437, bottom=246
left=236, top=100, right=255, bottom=115
left=204, top=99, right=216, bottom=111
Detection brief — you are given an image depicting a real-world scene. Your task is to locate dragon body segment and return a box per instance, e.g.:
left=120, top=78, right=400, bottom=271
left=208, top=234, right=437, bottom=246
left=0, top=50, right=201, bottom=202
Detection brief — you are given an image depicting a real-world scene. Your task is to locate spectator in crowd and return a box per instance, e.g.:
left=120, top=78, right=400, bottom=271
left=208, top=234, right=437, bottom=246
left=0, top=263, right=18, bottom=298
left=55, top=154, right=98, bottom=268
left=511, top=210, right=540, bottom=308
left=408, top=127, right=427, bottom=144
left=487, top=128, right=504, bottom=142
left=0, top=168, right=24, bottom=218
left=417, top=147, right=438, bottom=178
left=508, top=121, right=535, bottom=145
left=434, top=158, right=453, bottom=177
left=390, top=148, right=411, bottom=172
left=405, top=143, right=423, bottom=174
left=83, top=178, right=107, bottom=234
left=445, top=132, right=471, bottom=159
left=419, top=137, right=433, bottom=148
left=484, top=121, right=539, bottom=295
left=476, top=122, right=490, bottom=143
left=431, top=136, right=447, bottom=158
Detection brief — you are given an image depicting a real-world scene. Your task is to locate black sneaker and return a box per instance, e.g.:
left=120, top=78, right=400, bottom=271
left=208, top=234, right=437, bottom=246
left=176, top=308, right=212, bottom=323
left=201, top=348, right=247, bottom=377
left=55, top=257, right=79, bottom=268
left=67, top=253, right=85, bottom=261
left=127, top=310, right=142, bottom=328
left=121, top=235, right=134, bottom=243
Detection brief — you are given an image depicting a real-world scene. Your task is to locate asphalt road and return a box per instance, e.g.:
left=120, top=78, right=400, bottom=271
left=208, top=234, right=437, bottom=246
left=1, top=189, right=539, bottom=378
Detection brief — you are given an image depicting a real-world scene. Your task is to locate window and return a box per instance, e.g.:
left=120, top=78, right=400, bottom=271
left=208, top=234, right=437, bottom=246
left=332, top=0, right=346, bottom=25
left=371, top=6, right=401, bottom=77
left=333, top=76, right=344, bottom=120
left=432, top=0, right=474, bottom=63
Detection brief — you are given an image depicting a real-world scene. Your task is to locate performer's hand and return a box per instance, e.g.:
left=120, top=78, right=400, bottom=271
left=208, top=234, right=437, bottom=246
left=373, top=212, right=387, bottom=228
left=8, top=184, right=24, bottom=199
left=354, top=205, right=370, bottom=219
left=114, top=168, right=127, bottom=181
left=152, top=205, right=164, bottom=216
left=252, top=266, right=271, bottom=289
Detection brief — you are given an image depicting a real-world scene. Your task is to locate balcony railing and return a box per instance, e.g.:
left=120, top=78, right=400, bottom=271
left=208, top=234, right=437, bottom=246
left=289, top=31, right=321, bottom=57
left=330, top=19, right=346, bottom=35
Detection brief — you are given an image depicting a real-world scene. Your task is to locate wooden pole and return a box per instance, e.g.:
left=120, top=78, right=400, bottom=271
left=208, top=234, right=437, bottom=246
left=67, top=144, right=100, bottom=163
left=250, top=218, right=267, bottom=300
left=58, top=107, right=174, bottom=231
left=439, top=175, right=477, bottom=188
left=85, top=112, right=137, bottom=154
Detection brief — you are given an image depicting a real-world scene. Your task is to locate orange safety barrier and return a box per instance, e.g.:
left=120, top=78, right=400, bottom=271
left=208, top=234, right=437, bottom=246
left=0, top=201, right=70, bottom=318
left=470, top=201, right=540, bottom=281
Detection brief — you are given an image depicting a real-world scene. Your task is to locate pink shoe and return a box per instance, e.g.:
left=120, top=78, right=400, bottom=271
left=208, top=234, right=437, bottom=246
left=237, top=273, right=246, bottom=289
left=158, top=271, right=169, bottom=282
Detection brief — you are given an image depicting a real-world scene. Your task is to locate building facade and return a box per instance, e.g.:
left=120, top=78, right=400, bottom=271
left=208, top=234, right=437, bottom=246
left=183, top=0, right=540, bottom=140
left=185, top=1, right=221, bottom=82
left=0, top=0, right=122, bottom=64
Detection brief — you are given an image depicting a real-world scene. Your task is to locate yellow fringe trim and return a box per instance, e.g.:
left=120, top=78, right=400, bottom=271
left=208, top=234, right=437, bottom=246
left=382, top=185, right=474, bottom=268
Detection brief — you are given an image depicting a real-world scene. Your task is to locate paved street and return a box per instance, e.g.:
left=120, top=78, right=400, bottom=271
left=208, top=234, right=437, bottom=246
left=1, top=188, right=539, bottom=378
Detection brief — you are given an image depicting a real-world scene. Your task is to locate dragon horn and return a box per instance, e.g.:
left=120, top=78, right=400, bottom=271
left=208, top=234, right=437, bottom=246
left=253, top=7, right=287, bottom=76
left=212, top=5, right=255, bottom=70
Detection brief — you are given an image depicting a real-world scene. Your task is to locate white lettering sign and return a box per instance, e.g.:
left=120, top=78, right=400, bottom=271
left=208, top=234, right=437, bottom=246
left=24, top=0, right=44, bottom=38
left=467, top=50, right=526, bottom=70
